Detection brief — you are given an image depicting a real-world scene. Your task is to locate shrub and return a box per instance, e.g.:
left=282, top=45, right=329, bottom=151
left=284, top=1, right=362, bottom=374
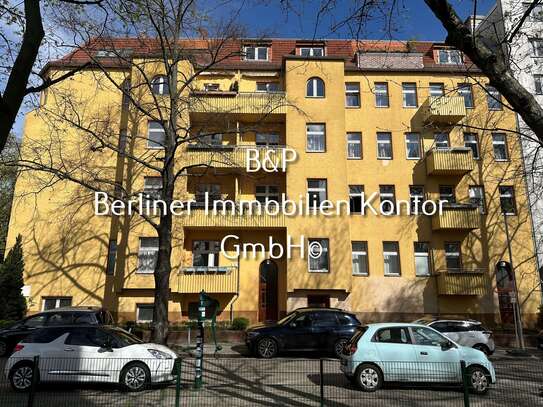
left=231, top=317, right=250, bottom=330
left=0, top=235, right=26, bottom=321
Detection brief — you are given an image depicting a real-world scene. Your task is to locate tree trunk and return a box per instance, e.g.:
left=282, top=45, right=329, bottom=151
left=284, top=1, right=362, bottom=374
left=152, top=214, right=172, bottom=344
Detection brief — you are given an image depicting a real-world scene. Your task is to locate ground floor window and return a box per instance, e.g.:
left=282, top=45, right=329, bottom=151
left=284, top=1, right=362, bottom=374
left=42, top=297, right=72, bottom=311
left=307, top=295, right=330, bottom=308
left=136, top=304, right=154, bottom=323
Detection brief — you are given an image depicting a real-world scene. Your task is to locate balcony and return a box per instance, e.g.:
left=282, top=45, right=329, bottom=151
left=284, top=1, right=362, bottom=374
left=176, top=266, right=238, bottom=294
left=432, top=204, right=480, bottom=231
left=422, top=96, right=466, bottom=124
left=426, top=147, right=475, bottom=176
left=183, top=204, right=286, bottom=229
left=183, top=145, right=288, bottom=170
left=436, top=269, right=489, bottom=296
left=189, top=91, right=287, bottom=116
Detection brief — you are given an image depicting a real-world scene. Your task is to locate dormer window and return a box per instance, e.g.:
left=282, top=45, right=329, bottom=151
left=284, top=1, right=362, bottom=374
left=95, top=49, right=116, bottom=57
left=299, top=47, right=324, bottom=57
left=244, top=46, right=269, bottom=61
left=204, top=83, right=220, bottom=92
left=437, top=49, right=463, bottom=64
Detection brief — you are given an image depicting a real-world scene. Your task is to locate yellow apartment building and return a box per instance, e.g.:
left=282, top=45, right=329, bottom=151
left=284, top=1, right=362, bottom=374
left=6, top=38, right=542, bottom=327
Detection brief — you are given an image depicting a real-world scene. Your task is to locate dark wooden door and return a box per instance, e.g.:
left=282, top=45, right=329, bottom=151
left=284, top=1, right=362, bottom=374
left=259, top=260, right=278, bottom=322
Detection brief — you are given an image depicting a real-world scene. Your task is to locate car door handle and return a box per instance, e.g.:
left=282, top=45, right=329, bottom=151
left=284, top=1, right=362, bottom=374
left=420, top=351, right=428, bottom=355
left=64, top=347, right=75, bottom=352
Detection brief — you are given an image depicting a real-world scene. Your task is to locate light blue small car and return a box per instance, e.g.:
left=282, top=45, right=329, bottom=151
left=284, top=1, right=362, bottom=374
left=340, top=323, right=495, bottom=394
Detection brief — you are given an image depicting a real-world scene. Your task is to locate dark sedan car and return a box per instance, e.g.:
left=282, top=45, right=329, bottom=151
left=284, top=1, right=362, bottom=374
left=538, top=330, right=542, bottom=350
left=0, top=306, right=114, bottom=357
left=245, top=307, right=361, bottom=358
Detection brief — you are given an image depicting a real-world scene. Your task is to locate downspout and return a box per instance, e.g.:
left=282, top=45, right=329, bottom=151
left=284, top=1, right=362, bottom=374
left=229, top=255, right=240, bottom=323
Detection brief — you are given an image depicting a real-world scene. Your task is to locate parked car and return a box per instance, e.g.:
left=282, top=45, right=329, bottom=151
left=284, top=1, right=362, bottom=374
left=245, top=307, right=361, bottom=358
left=5, top=325, right=177, bottom=392
left=413, top=318, right=495, bottom=355
left=0, top=307, right=114, bottom=357
left=340, top=323, right=495, bottom=394
left=537, top=330, right=543, bottom=350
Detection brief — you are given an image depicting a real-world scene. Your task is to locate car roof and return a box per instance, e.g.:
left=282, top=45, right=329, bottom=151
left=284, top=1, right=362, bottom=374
left=40, top=306, right=104, bottom=314
left=430, top=319, right=482, bottom=324
left=294, top=307, right=347, bottom=313
left=367, top=322, right=431, bottom=329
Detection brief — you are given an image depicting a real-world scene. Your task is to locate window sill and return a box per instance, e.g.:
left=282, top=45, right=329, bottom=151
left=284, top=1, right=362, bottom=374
left=147, top=146, right=165, bottom=150
left=309, top=270, right=330, bottom=273
left=305, top=96, right=325, bottom=99
left=377, top=157, right=393, bottom=160
left=306, top=150, right=326, bottom=153
left=136, top=271, right=154, bottom=275
left=402, top=106, right=418, bottom=109
left=375, top=105, right=390, bottom=108
left=347, top=157, right=362, bottom=160
left=352, top=273, right=369, bottom=277
left=345, top=106, right=361, bottom=109
left=384, top=273, right=401, bottom=277
left=494, top=159, right=510, bottom=162
left=406, top=157, right=421, bottom=160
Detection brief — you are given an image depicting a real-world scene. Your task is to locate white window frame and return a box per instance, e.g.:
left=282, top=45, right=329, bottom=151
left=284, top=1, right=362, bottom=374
left=143, top=176, right=162, bottom=199
left=307, top=179, right=327, bottom=208
left=192, top=240, right=220, bottom=267
left=256, top=185, right=280, bottom=204
left=499, top=186, right=516, bottom=215
left=347, top=132, right=362, bottom=159
left=256, top=133, right=280, bottom=146
left=444, top=242, right=462, bottom=270
left=438, top=49, right=463, bottom=64
left=352, top=241, right=369, bottom=276
left=383, top=242, right=401, bottom=276
left=349, top=185, right=364, bottom=214
left=306, top=124, right=326, bottom=152
left=405, top=133, right=421, bottom=159
left=204, top=83, right=220, bottom=91
left=377, top=132, right=392, bottom=159
left=345, top=83, right=361, bottom=107
left=137, top=237, right=159, bottom=274
left=439, top=185, right=456, bottom=204
left=375, top=82, right=389, bottom=107
left=429, top=83, right=445, bottom=97
left=306, top=77, right=325, bottom=98
left=308, top=238, right=330, bottom=273
left=136, top=304, right=154, bottom=323
left=299, top=47, right=324, bottom=57
left=463, top=133, right=480, bottom=159
left=402, top=83, right=418, bottom=108
left=147, top=121, right=165, bottom=149
left=409, top=185, right=425, bottom=213
left=414, top=242, right=431, bottom=277
left=379, top=185, right=396, bottom=213
left=492, top=133, right=508, bottom=161
left=243, top=46, right=269, bottom=61
left=256, top=82, right=280, bottom=92
left=42, top=297, right=72, bottom=311
left=486, top=86, right=503, bottom=110
left=434, top=133, right=450, bottom=149
left=151, top=75, right=169, bottom=95
left=469, top=185, right=486, bottom=214
left=458, top=83, right=474, bottom=108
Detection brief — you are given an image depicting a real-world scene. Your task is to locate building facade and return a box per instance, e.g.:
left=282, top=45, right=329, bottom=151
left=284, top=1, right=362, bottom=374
left=7, top=38, right=542, bottom=327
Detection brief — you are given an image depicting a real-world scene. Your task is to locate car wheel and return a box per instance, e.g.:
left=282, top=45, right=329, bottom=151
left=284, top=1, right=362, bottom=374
left=468, top=366, right=490, bottom=395
left=120, top=362, right=150, bottom=392
left=473, top=344, right=490, bottom=355
left=333, top=338, right=348, bottom=358
left=256, top=337, right=278, bottom=358
left=0, top=339, right=9, bottom=357
left=355, top=363, right=383, bottom=392
left=9, top=362, right=39, bottom=392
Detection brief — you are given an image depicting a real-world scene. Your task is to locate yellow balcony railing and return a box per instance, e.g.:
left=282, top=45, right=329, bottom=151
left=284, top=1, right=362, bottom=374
left=176, top=266, right=238, bottom=294
left=423, top=96, right=466, bottom=124
left=436, top=269, right=489, bottom=296
left=432, top=204, right=480, bottom=231
left=189, top=91, right=287, bottom=115
left=182, top=206, right=286, bottom=229
left=426, top=147, right=475, bottom=176
left=183, top=145, right=287, bottom=170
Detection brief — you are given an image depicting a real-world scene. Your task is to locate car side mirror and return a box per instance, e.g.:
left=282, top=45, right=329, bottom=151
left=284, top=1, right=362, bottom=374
left=99, top=338, right=114, bottom=352
left=441, top=341, right=454, bottom=351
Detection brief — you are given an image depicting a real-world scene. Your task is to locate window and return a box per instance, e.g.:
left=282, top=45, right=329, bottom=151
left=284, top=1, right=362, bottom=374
left=151, top=75, right=169, bottom=95
left=136, top=304, right=154, bottom=323
left=379, top=185, right=396, bottom=214
left=256, top=82, right=279, bottom=92
left=307, top=295, right=330, bottom=308
left=458, top=83, right=474, bottom=108
left=486, top=86, right=503, bottom=110
left=195, top=184, right=220, bottom=203
left=374, top=327, right=411, bottom=344
left=147, top=121, right=165, bottom=149
left=439, top=185, right=456, bottom=204
left=463, top=133, right=479, bottom=159
left=352, top=241, right=369, bottom=276
left=47, top=312, right=74, bottom=326
left=244, top=46, right=268, bottom=61
left=492, top=133, right=508, bottom=160
left=499, top=186, right=516, bottom=215
left=143, top=176, right=162, bottom=199
left=405, top=133, right=421, bottom=159
left=527, top=3, right=543, bottom=21
left=444, top=242, right=461, bottom=270
left=374, top=82, right=389, bottom=107
left=412, top=326, right=450, bottom=347
left=349, top=185, right=364, bottom=214
left=414, top=242, right=431, bottom=276
left=137, top=237, right=159, bottom=273
left=434, top=133, right=449, bottom=149
left=409, top=185, right=425, bottom=213
left=307, top=179, right=327, bottom=208
left=429, top=83, right=444, bottom=97
left=299, top=47, right=324, bottom=57
left=197, top=132, right=222, bottom=147
left=347, top=132, right=362, bottom=159
left=308, top=238, right=329, bottom=272
left=312, top=311, right=338, bottom=327
left=535, top=75, right=543, bottom=94
left=306, top=77, right=325, bottom=97
left=345, top=83, right=361, bottom=107
left=42, top=297, right=72, bottom=311
left=402, top=83, right=418, bottom=107
left=256, top=133, right=280, bottom=146
left=531, top=39, right=543, bottom=57
left=377, top=132, right=392, bottom=159
left=193, top=240, right=220, bottom=267
left=306, top=124, right=326, bottom=152
left=204, top=83, right=220, bottom=92
left=256, top=185, right=280, bottom=204
left=106, top=240, right=117, bottom=276
left=469, top=186, right=486, bottom=214
left=383, top=242, right=401, bottom=276
left=438, top=49, right=462, bottom=64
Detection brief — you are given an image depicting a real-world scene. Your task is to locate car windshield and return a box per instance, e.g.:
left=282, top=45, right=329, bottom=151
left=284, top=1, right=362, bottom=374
left=277, top=312, right=298, bottom=325
left=108, top=328, right=143, bottom=346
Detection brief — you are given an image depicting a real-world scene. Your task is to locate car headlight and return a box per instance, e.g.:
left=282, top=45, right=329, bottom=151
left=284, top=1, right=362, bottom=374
left=247, top=331, right=260, bottom=339
left=147, top=349, right=173, bottom=359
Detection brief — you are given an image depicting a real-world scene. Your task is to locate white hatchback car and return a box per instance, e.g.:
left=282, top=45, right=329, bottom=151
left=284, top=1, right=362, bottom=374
left=5, top=325, right=178, bottom=392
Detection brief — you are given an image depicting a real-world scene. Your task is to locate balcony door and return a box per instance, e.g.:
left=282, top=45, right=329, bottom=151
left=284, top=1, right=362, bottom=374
left=259, top=259, right=278, bottom=322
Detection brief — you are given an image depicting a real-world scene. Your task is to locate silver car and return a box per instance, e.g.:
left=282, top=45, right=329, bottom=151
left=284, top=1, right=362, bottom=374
left=414, top=319, right=495, bottom=355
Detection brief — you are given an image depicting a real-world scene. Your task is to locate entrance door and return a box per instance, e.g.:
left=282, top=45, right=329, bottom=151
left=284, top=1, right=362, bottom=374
left=496, top=265, right=514, bottom=324
left=259, top=259, right=278, bottom=322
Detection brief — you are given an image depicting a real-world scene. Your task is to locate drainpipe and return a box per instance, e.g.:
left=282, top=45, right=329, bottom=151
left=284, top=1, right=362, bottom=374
left=229, top=255, right=240, bottom=323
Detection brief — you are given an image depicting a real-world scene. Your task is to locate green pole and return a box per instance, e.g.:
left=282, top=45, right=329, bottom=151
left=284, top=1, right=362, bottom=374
left=194, top=290, right=205, bottom=389
left=460, top=360, right=470, bottom=407
left=175, top=358, right=182, bottom=407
